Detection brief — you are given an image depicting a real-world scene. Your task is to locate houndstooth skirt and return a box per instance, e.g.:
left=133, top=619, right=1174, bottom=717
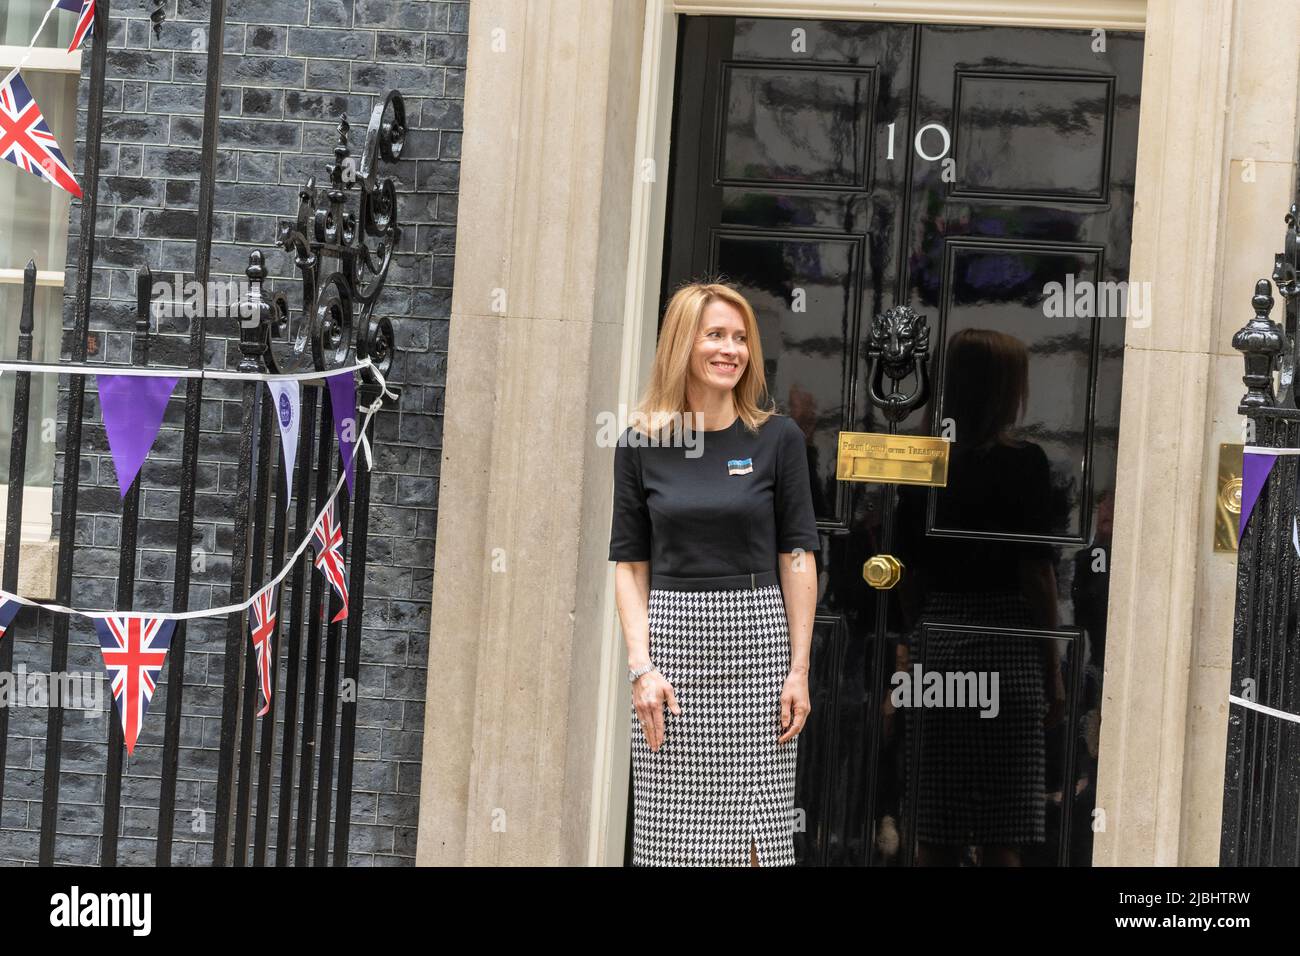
left=631, top=581, right=798, bottom=867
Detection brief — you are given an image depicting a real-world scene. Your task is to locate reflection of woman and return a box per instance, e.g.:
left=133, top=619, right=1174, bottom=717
left=608, top=282, right=821, bottom=867
left=896, top=328, right=1064, bottom=866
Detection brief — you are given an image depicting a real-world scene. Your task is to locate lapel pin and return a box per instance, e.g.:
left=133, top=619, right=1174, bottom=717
left=727, top=457, right=753, bottom=476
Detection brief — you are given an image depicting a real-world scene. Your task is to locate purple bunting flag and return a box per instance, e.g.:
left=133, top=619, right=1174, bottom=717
left=327, top=370, right=357, bottom=497
left=98, top=374, right=178, bottom=498
left=1239, top=449, right=1280, bottom=540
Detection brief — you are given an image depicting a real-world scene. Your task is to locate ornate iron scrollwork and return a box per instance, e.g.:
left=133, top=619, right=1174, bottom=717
left=268, top=90, right=406, bottom=384
left=866, top=305, right=931, bottom=425
left=148, top=1, right=166, bottom=37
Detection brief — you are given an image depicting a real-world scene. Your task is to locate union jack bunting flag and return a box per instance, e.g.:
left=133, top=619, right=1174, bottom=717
left=0, top=70, right=82, bottom=198
left=249, top=583, right=278, bottom=717
left=57, top=0, right=95, bottom=53
left=0, top=597, right=21, bottom=643
left=94, top=615, right=176, bottom=755
left=311, top=499, right=349, bottom=623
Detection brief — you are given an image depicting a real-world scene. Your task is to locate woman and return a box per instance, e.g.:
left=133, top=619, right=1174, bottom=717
left=607, top=281, right=821, bottom=867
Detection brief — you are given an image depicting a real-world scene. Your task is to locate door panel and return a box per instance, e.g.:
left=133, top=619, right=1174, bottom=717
left=719, top=65, right=875, bottom=187
left=950, top=73, right=1116, bottom=201
left=929, top=240, right=1103, bottom=542
left=651, top=15, right=1141, bottom=867
left=885, top=25, right=1141, bottom=867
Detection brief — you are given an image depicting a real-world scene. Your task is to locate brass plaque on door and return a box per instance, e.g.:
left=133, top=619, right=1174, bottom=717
left=836, top=432, right=950, bottom=487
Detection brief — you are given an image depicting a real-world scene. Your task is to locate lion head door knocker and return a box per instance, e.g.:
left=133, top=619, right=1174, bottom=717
left=867, top=306, right=931, bottom=425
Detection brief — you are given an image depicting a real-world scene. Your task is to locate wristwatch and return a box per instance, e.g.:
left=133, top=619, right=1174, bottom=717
left=628, top=663, right=657, bottom=683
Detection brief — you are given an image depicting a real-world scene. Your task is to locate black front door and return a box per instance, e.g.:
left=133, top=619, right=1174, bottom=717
left=655, top=15, right=1143, bottom=866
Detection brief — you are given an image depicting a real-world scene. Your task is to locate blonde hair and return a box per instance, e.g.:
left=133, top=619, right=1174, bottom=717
left=632, top=281, right=777, bottom=440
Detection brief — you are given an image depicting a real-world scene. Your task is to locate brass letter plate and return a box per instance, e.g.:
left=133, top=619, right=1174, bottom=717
left=836, top=432, right=950, bottom=487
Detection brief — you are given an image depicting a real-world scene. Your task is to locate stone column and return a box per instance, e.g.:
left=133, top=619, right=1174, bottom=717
left=1092, top=0, right=1300, bottom=865
left=415, top=0, right=647, bottom=865
left=1178, top=0, right=1300, bottom=864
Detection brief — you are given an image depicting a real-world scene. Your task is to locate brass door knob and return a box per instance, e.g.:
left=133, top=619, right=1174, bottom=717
left=863, top=554, right=903, bottom=589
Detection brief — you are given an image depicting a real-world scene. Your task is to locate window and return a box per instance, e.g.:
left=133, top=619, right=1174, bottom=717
left=0, top=2, right=82, bottom=539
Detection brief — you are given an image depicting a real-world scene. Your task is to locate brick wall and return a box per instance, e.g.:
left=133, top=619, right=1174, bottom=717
left=0, top=0, right=460, bottom=865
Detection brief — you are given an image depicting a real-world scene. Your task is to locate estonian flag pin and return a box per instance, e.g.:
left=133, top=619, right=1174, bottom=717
left=727, top=457, right=753, bottom=476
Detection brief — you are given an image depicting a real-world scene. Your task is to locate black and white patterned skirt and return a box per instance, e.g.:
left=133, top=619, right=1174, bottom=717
left=631, top=582, right=797, bottom=867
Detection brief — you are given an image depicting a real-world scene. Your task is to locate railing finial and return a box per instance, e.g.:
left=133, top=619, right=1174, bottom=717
left=1234, top=278, right=1284, bottom=411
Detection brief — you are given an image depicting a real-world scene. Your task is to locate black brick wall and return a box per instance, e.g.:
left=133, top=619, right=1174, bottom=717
left=0, top=0, right=460, bottom=865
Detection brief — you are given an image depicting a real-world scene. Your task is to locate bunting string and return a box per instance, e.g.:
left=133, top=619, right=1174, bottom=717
left=0, top=357, right=376, bottom=382
left=1229, top=694, right=1300, bottom=726
left=0, top=358, right=395, bottom=623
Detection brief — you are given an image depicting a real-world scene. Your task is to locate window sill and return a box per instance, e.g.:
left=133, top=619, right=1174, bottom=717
left=0, top=485, right=56, bottom=596
left=0, top=538, right=58, bottom=599
left=0, top=45, right=81, bottom=73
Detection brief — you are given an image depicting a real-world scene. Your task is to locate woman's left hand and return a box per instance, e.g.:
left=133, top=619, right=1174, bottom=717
left=778, top=670, right=811, bottom=743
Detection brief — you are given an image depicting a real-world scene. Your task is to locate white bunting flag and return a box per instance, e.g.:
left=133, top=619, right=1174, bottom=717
left=266, top=380, right=300, bottom=508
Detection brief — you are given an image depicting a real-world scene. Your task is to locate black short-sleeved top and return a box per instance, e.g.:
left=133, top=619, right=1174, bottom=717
left=607, top=413, right=821, bottom=576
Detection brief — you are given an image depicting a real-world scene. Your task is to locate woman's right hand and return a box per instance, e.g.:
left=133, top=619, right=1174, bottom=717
left=633, top=669, right=680, bottom=752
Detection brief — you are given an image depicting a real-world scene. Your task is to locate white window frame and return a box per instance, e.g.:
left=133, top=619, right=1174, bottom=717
left=0, top=43, right=80, bottom=545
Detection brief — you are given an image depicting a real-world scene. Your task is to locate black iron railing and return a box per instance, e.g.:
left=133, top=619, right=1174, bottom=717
left=0, top=0, right=404, bottom=867
left=1222, top=188, right=1300, bottom=865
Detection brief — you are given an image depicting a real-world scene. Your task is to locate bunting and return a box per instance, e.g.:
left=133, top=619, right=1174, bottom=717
left=266, top=380, right=301, bottom=507
left=0, top=358, right=395, bottom=756
left=311, top=498, right=349, bottom=623
left=94, top=615, right=175, bottom=755
left=97, top=373, right=179, bottom=498
left=327, top=370, right=357, bottom=497
left=1240, top=449, right=1280, bottom=540
left=1237, top=447, right=1300, bottom=557
left=0, top=70, right=82, bottom=199
left=57, top=0, right=94, bottom=52
left=0, top=597, right=21, bottom=643
left=249, top=583, right=277, bottom=717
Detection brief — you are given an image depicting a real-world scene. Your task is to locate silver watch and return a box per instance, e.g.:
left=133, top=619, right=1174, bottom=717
left=628, top=663, right=657, bottom=683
